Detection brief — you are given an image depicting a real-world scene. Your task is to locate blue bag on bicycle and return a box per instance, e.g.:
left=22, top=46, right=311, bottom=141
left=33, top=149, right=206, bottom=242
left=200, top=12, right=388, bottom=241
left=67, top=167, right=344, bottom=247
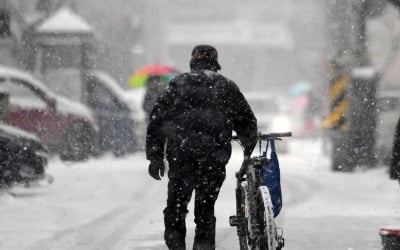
left=261, top=139, right=282, bottom=217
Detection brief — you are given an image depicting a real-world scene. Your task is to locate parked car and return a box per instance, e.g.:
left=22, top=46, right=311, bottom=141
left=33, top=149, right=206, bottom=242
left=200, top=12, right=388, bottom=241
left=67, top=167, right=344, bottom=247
left=0, top=123, right=48, bottom=186
left=244, top=92, right=291, bottom=153
left=85, top=70, right=139, bottom=156
left=122, top=88, right=148, bottom=151
left=0, top=65, right=98, bottom=161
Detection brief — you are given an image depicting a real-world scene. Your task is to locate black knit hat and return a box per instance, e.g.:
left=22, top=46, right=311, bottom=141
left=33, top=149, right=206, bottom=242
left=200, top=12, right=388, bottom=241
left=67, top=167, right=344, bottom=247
left=191, top=44, right=221, bottom=70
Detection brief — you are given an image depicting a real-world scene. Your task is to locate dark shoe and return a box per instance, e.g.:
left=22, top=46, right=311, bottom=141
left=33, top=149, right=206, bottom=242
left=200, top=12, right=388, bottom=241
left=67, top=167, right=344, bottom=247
left=193, top=242, right=214, bottom=250
left=170, top=246, right=185, bottom=250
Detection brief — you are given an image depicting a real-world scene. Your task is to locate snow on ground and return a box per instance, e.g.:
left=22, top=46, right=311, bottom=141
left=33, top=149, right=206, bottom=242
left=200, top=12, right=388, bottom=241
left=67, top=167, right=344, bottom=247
left=278, top=139, right=400, bottom=250
left=0, top=138, right=399, bottom=250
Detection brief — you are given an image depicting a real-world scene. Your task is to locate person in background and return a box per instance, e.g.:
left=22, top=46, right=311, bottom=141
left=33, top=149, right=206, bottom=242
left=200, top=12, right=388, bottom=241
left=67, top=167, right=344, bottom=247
left=390, top=116, right=400, bottom=183
left=142, top=75, right=167, bottom=120
left=146, top=44, right=257, bottom=250
left=303, top=91, right=322, bottom=136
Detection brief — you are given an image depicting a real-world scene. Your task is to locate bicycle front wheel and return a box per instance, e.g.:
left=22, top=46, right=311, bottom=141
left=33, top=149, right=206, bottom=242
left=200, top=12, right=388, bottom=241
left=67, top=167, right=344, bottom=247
left=238, top=181, right=250, bottom=250
left=255, top=186, right=278, bottom=250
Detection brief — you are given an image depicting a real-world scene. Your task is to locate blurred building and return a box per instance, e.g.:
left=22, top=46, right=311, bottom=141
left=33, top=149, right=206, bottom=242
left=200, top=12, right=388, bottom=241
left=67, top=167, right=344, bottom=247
left=0, top=0, right=97, bottom=102
left=0, top=0, right=42, bottom=67
left=159, top=0, right=328, bottom=94
left=0, top=0, right=329, bottom=94
left=0, top=0, right=80, bottom=68
left=65, top=0, right=329, bottom=93
left=0, top=0, right=142, bottom=88
left=72, top=0, right=145, bottom=85
left=2, top=0, right=400, bottom=94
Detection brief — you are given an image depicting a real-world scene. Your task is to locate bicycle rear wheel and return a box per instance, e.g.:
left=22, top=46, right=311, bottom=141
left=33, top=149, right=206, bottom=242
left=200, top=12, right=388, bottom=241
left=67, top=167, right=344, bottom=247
left=255, top=186, right=278, bottom=250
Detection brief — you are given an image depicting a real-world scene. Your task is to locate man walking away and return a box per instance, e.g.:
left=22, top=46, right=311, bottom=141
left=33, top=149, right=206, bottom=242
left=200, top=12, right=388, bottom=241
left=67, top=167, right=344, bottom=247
left=146, top=44, right=258, bottom=250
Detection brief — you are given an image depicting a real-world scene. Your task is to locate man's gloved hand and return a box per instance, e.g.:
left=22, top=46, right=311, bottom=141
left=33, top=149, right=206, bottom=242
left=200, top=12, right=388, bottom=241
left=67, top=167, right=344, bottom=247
left=148, top=160, right=165, bottom=180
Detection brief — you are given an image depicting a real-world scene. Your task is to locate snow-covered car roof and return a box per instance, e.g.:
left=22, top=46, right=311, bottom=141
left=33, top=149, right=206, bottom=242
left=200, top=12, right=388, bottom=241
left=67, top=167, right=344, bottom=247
left=0, top=64, right=97, bottom=125
left=88, top=70, right=130, bottom=103
left=0, top=66, right=48, bottom=89
left=0, top=123, right=40, bottom=142
left=89, top=70, right=146, bottom=122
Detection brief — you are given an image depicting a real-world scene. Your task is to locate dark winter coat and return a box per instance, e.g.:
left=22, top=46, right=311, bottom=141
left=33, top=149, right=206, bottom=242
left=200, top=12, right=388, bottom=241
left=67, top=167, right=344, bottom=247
left=390, top=116, right=400, bottom=179
left=146, top=67, right=257, bottom=171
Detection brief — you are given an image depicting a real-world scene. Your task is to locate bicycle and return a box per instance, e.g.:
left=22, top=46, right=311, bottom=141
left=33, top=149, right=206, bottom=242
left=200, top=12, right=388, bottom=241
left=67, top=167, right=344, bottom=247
left=229, top=132, right=292, bottom=250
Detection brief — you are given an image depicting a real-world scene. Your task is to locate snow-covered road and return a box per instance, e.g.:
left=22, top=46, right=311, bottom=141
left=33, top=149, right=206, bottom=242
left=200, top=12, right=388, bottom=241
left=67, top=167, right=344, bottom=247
left=1, top=138, right=399, bottom=250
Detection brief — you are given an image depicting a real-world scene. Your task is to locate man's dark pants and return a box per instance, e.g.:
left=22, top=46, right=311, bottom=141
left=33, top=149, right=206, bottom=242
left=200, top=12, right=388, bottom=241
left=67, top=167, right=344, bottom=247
left=163, top=158, right=226, bottom=250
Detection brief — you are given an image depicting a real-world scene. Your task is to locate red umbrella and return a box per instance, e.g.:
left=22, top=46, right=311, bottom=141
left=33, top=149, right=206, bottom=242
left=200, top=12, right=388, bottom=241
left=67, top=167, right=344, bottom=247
left=128, top=64, right=179, bottom=88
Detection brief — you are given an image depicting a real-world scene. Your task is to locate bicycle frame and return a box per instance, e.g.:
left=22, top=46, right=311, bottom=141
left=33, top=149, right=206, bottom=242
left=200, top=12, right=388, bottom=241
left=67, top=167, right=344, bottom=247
left=230, top=132, right=291, bottom=250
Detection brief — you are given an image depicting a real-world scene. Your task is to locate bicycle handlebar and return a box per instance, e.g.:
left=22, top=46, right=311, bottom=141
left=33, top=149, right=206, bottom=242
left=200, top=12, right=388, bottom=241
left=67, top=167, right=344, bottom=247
left=234, top=132, right=292, bottom=179
left=232, top=132, right=292, bottom=141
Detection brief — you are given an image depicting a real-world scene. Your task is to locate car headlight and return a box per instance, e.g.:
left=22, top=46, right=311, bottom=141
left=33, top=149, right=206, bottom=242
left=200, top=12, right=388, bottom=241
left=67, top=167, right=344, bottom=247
left=271, top=115, right=291, bottom=132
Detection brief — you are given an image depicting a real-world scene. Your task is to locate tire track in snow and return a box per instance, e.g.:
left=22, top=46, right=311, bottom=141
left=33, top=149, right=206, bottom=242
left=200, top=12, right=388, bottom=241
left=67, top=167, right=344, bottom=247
left=281, top=173, right=321, bottom=208
left=216, top=227, right=240, bottom=250
left=28, top=181, right=162, bottom=250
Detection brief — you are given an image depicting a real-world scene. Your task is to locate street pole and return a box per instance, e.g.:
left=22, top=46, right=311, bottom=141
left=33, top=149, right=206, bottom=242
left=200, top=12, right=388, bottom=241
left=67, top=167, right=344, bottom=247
left=348, top=0, right=378, bottom=168
left=350, top=0, right=369, bottom=67
left=326, top=0, right=377, bottom=170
